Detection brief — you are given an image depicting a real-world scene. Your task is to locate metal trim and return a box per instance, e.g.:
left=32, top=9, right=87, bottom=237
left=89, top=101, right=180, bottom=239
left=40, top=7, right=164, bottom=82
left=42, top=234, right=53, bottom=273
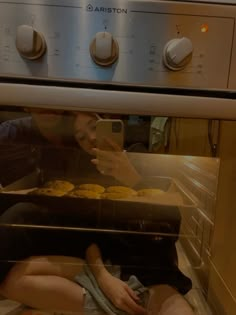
left=0, top=83, right=236, bottom=119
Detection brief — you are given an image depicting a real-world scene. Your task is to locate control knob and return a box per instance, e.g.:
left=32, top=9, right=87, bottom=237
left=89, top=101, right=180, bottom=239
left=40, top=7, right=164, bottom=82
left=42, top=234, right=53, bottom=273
left=90, top=32, right=119, bottom=67
left=163, top=37, right=193, bottom=71
left=16, top=25, right=46, bottom=60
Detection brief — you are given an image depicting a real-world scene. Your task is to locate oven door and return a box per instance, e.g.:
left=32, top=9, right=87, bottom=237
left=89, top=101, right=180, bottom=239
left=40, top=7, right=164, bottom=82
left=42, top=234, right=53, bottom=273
left=0, top=84, right=236, bottom=315
left=1, top=0, right=236, bottom=314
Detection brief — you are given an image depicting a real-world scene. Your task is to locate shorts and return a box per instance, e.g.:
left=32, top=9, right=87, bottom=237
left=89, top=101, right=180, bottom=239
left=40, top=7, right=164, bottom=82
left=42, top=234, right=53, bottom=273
left=82, top=276, right=149, bottom=315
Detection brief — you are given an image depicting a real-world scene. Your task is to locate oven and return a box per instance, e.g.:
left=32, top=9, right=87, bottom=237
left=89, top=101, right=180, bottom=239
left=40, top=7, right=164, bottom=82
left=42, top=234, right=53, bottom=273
left=0, top=0, right=236, bottom=314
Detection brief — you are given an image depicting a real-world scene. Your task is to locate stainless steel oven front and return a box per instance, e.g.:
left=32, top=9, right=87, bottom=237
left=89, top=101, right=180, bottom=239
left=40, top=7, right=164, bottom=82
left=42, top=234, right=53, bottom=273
left=0, top=1, right=236, bottom=315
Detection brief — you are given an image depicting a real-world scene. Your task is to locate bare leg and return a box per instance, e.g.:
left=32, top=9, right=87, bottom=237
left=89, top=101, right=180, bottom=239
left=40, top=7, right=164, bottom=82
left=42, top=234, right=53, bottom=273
left=147, top=285, right=195, bottom=315
left=0, top=256, right=85, bottom=314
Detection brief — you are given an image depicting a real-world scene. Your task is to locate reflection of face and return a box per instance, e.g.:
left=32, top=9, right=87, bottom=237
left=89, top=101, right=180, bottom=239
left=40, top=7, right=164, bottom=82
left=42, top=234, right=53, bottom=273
left=30, top=109, right=64, bottom=130
left=74, top=112, right=98, bottom=155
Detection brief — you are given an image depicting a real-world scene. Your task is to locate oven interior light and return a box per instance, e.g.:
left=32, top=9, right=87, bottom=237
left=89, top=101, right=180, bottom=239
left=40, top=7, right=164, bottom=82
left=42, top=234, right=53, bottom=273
left=201, top=24, right=209, bottom=33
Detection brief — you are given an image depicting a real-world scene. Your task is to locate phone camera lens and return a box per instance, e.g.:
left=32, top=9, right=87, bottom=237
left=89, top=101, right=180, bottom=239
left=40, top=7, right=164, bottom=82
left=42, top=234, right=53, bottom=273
left=112, top=122, right=122, bottom=133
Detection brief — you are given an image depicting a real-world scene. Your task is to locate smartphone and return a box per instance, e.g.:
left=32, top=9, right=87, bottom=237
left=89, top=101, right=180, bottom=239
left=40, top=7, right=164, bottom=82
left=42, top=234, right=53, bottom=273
left=96, top=119, right=124, bottom=151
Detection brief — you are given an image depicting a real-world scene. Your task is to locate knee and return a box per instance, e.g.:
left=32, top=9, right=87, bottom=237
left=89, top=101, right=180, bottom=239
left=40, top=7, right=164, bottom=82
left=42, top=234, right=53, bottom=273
left=147, top=285, right=194, bottom=315
left=158, top=293, right=195, bottom=315
left=0, top=263, right=27, bottom=299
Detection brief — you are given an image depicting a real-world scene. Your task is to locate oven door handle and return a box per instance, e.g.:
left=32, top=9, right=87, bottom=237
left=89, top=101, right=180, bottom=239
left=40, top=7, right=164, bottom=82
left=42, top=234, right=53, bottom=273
left=0, top=83, right=236, bottom=119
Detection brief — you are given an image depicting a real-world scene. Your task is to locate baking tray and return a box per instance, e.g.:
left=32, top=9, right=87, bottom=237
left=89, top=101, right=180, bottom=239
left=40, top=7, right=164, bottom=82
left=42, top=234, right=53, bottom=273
left=0, top=171, right=196, bottom=237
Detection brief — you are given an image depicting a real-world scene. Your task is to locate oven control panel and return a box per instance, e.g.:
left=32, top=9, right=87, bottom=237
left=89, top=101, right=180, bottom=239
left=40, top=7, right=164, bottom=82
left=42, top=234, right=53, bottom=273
left=0, top=0, right=235, bottom=89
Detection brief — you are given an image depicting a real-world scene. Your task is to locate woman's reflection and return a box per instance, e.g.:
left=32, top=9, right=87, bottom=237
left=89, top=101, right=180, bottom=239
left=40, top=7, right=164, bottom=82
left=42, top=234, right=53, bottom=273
left=0, top=109, right=194, bottom=315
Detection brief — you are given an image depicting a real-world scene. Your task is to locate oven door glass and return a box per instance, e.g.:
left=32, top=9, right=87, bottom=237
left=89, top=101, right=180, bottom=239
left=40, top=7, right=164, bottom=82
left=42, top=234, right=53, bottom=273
left=0, top=106, right=235, bottom=315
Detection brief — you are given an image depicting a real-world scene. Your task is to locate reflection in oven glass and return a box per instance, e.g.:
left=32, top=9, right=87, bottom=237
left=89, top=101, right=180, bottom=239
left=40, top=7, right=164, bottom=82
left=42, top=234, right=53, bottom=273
left=0, top=108, right=223, bottom=315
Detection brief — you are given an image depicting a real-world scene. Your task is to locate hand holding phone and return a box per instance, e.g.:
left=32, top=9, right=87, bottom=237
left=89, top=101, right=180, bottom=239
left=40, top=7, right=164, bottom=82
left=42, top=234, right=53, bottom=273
left=92, top=119, right=141, bottom=186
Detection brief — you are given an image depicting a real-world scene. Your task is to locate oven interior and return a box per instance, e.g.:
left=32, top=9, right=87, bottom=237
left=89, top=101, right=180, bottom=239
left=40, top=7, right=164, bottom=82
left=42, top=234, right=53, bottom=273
left=1, top=107, right=235, bottom=315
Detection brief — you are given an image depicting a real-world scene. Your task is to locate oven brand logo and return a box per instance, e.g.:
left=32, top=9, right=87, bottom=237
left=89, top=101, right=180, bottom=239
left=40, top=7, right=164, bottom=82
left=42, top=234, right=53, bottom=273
left=86, top=4, right=127, bottom=14
left=86, top=4, right=94, bottom=11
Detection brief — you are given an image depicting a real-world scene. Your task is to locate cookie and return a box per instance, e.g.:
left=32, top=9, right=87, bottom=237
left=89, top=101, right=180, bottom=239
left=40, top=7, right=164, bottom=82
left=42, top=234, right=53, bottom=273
left=30, top=188, right=66, bottom=197
left=101, top=192, right=131, bottom=200
left=78, top=184, right=105, bottom=194
left=44, top=180, right=74, bottom=193
left=67, top=189, right=101, bottom=199
left=106, top=186, right=137, bottom=196
left=137, top=188, right=164, bottom=197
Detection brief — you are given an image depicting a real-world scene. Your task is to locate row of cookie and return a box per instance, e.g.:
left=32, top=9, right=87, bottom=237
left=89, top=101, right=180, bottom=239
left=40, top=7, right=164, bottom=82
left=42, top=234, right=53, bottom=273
left=68, top=186, right=165, bottom=199
left=29, top=180, right=165, bottom=200
left=30, top=183, right=136, bottom=199
left=68, top=185, right=137, bottom=200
